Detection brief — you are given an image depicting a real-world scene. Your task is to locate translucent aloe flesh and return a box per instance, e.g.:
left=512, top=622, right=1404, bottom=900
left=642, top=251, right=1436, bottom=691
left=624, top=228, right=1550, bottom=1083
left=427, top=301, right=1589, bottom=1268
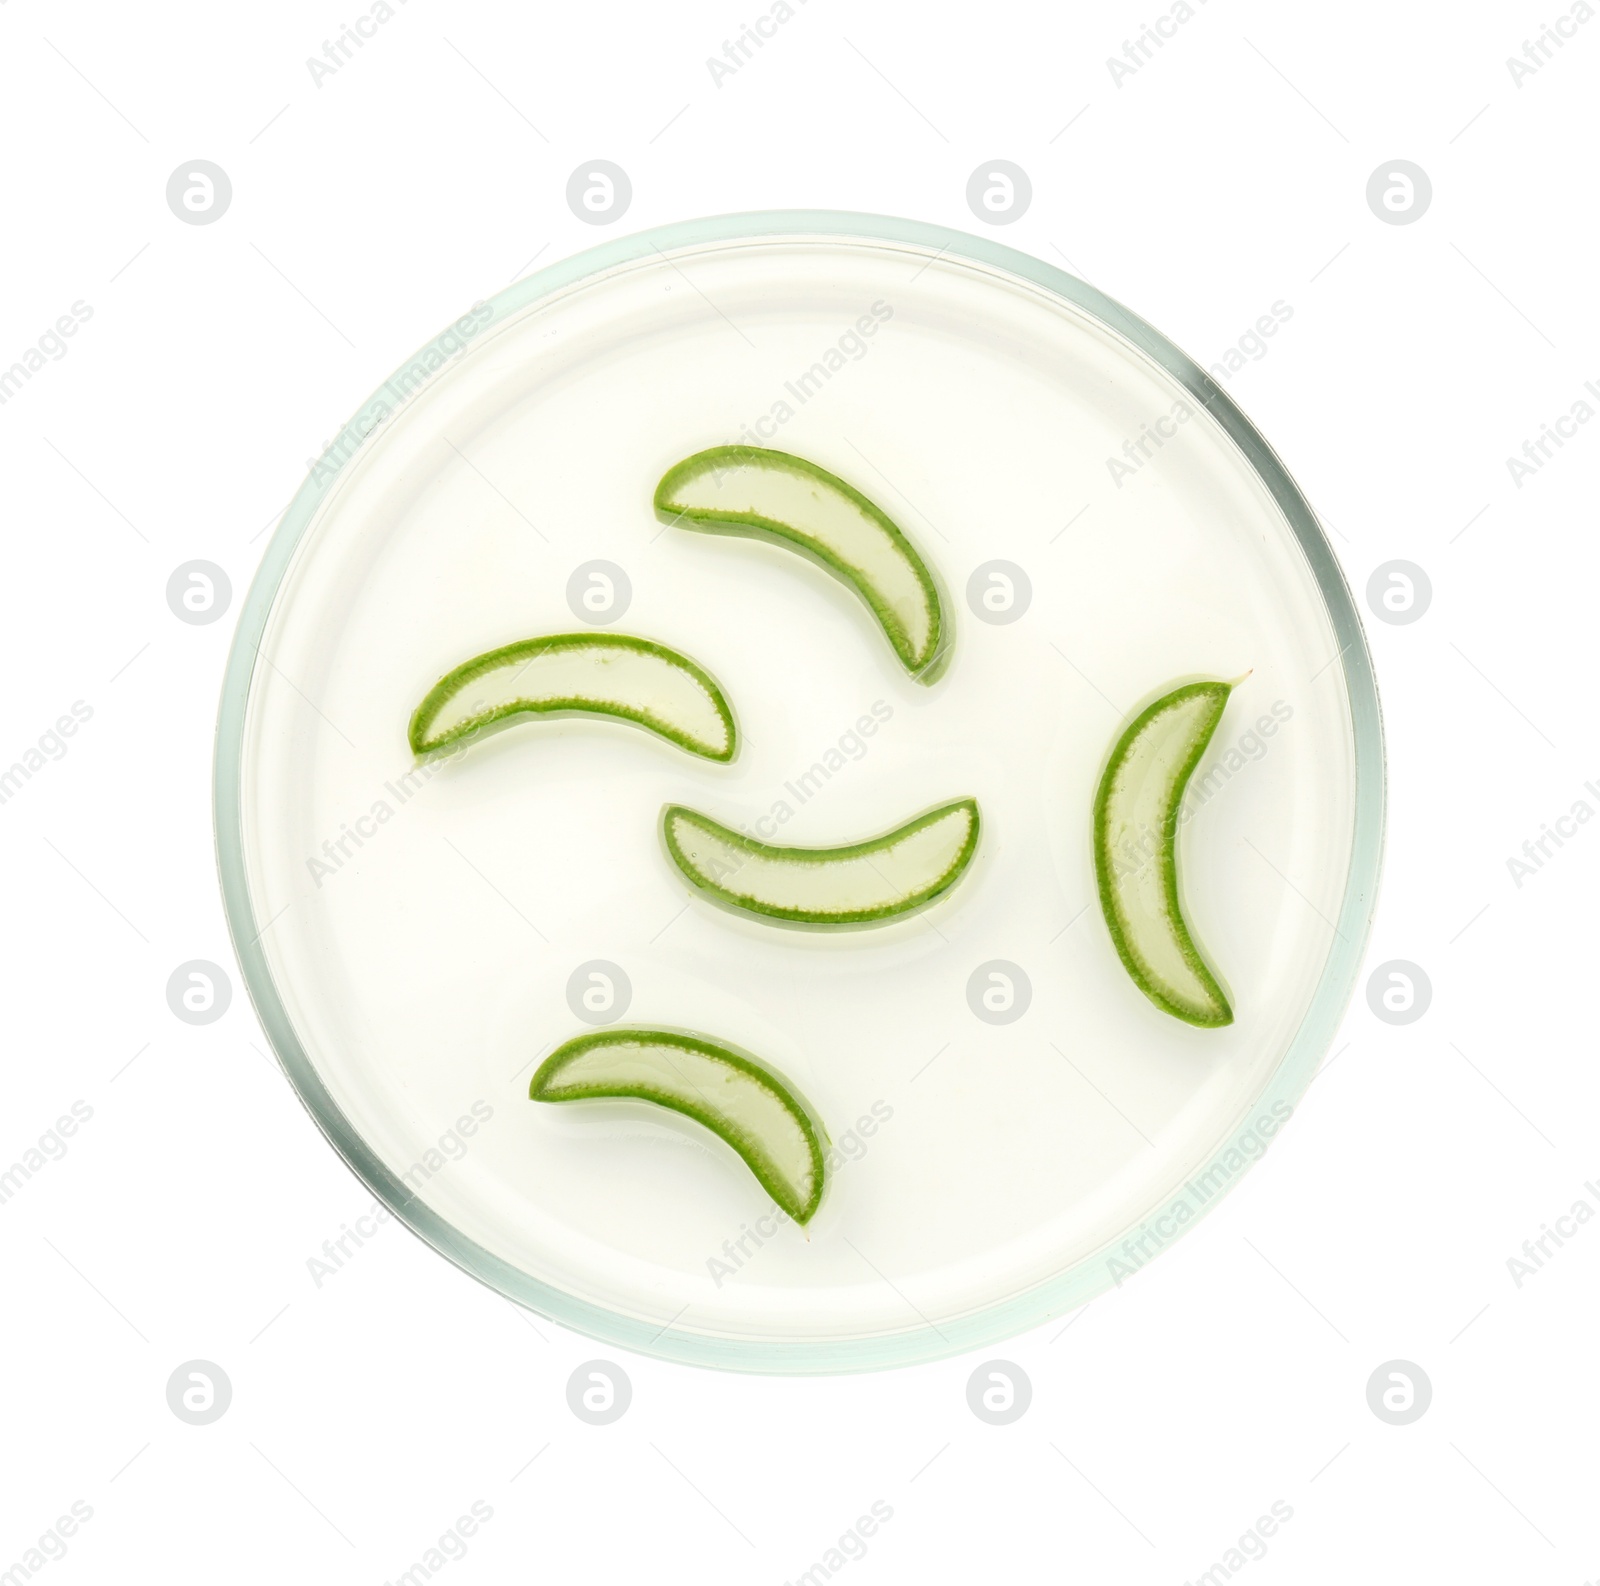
left=1092, top=681, right=1235, bottom=1028
left=663, top=798, right=979, bottom=925
left=654, top=446, right=948, bottom=680
left=529, top=1028, right=827, bottom=1223
left=408, top=633, right=736, bottom=761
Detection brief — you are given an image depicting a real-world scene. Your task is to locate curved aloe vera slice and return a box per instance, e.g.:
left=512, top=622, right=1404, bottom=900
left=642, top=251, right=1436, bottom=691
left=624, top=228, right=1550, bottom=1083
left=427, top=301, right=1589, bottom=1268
left=409, top=634, right=736, bottom=762
left=529, top=1028, right=826, bottom=1224
left=654, top=446, right=948, bottom=681
left=663, top=798, right=979, bottom=926
left=1092, top=681, right=1235, bottom=1028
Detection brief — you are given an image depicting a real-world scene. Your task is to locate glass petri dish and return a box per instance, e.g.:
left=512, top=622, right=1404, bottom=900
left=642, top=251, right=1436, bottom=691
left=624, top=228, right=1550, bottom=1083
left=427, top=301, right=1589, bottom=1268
left=215, top=212, right=1384, bottom=1373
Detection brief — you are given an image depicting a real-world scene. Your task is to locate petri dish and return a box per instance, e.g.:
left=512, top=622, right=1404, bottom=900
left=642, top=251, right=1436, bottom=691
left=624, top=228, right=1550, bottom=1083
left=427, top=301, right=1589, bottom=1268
left=215, top=212, right=1384, bottom=1373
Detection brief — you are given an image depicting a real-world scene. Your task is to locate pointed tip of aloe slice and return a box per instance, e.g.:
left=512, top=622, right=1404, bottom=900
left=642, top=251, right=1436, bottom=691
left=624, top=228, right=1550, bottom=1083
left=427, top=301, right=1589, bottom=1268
left=911, top=636, right=954, bottom=686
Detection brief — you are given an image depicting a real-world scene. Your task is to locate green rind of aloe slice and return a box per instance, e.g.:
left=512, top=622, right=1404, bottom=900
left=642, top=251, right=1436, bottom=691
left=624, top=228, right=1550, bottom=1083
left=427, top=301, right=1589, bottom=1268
left=662, top=797, right=980, bottom=927
left=529, top=1027, right=828, bottom=1225
left=654, top=445, right=950, bottom=682
left=408, top=632, right=737, bottom=762
left=1092, top=680, right=1235, bottom=1029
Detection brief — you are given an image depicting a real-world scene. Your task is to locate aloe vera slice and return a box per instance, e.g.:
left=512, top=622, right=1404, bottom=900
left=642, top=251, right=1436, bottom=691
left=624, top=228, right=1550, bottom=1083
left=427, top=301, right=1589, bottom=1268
left=663, top=798, right=979, bottom=926
left=1092, top=681, right=1235, bottom=1028
left=654, top=446, right=948, bottom=681
left=529, top=1028, right=827, bottom=1224
left=409, top=634, right=736, bottom=762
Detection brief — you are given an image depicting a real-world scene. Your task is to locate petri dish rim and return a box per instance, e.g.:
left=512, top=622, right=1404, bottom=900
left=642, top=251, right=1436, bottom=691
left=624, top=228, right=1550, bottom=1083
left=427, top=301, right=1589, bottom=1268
left=213, top=209, right=1386, bottom=1375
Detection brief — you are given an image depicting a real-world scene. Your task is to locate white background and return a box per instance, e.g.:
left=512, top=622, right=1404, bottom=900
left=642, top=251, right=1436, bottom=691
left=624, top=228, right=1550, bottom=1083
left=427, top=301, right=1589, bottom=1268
left=2, top=1, right=1596, bottom=1581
